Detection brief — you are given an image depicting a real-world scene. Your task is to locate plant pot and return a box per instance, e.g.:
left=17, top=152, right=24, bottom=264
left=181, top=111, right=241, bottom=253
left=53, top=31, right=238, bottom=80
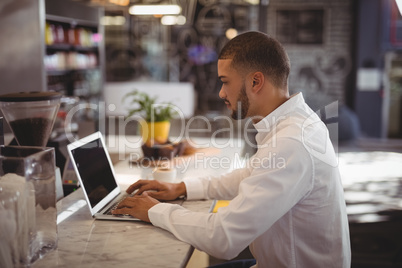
left=140, top=120, right=171, bottom=144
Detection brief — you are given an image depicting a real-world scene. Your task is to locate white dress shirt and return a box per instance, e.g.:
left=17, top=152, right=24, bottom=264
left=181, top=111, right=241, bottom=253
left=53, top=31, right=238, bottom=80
left=149, top=93, right=351, bottom=267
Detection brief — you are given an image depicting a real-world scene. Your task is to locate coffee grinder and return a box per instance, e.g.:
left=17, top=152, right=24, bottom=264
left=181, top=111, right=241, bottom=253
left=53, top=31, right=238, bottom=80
left=0, top=92, right=61, bottom=147
left=0, top=91, right=61, bottom=265
left=0, top=91, right=66, bottom=196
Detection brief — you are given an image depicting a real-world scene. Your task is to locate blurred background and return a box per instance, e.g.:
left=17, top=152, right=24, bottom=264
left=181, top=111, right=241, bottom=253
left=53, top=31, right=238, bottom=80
left=2, top=0, right=402, bottom=141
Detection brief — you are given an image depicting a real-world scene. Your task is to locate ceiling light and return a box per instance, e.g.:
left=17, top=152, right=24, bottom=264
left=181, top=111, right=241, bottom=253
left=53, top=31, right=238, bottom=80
left=244, top=0, right=260, bottom=5
left=129, top=5, right=182, bottom=15
left=109, top=0, right=129, bottom=6
left=225, top=28, right=238, bottom=40
left=161, top=16, right=177, bottom=25
left=176, top=15, right=186, bottom=25
left=100, top=16, right=126, bottom=26
left=161, top=15, right=186, bottom=25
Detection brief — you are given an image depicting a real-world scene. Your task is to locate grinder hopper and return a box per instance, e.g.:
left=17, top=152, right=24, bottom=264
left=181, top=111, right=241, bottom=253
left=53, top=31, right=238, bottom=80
left=0, top=92, right=61, bottom=147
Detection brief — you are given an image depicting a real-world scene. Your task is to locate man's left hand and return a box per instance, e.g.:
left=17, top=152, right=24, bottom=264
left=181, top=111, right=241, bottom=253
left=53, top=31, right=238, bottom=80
left=112, top=192, right=159, bottom=222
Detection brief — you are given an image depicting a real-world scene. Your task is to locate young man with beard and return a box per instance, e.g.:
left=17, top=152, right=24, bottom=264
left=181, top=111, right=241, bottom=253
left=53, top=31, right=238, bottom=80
left=113, top=31, right=351, bottom=268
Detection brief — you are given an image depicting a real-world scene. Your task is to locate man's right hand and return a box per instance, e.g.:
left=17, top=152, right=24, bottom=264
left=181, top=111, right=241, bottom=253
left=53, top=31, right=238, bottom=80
left=126, top=180, right=187, bottom=201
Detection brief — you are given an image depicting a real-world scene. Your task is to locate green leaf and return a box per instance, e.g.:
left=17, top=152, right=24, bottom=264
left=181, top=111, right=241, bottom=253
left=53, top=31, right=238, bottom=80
left=123, top=89, right=177, bottom=122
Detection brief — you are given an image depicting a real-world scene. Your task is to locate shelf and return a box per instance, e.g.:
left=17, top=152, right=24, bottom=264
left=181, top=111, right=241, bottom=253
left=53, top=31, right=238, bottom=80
left=46, top=67, right=100, bottom=76
left=44, top=0, right=104, bottom=99
left=46, top=44, right=99, bottom=52
left=46, top=14, right=98, bottom=29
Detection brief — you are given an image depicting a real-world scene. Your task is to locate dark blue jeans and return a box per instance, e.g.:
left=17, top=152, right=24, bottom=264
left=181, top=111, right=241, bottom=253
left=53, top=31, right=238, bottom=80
left=208, top=259, right=256, bottom=268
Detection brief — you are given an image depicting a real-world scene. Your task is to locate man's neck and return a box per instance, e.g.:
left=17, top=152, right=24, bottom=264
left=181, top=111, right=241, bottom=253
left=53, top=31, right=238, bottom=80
left=252, top=90, right=290, bottom=124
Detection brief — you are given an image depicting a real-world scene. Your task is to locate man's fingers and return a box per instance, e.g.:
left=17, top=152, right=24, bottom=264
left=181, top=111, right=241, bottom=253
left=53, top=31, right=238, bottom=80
left=126, top=180, right=149, bottom=194
left=116, top=198, right=132, bottom=209
left=111, top=193, right=155, bottom=222
left=116, top=194, right=152, bottom=209
left=111, top=207, right=131, bottom=215
left=126, top=180, right=160, bottom=195
left=134, top=182, right=160, bottom=196
left=116, top=196, right=142, bottom=208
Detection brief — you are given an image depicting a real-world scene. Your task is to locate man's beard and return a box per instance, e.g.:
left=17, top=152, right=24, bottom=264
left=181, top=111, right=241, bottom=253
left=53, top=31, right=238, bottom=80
left=231, top=83, right=250, bottom=120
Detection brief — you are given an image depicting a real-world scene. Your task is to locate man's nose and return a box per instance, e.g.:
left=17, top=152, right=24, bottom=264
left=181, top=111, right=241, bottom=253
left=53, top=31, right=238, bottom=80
left=218, top=87, right=226, bottom=99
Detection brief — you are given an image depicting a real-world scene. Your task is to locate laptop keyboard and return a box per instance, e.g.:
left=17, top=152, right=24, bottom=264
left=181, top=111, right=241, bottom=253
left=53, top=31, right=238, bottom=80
left=103, top=196, right=127, bottom=215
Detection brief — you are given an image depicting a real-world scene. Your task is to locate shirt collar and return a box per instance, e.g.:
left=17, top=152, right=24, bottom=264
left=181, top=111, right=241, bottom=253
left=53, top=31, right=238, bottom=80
left=253, top=92, right=304, bottom=133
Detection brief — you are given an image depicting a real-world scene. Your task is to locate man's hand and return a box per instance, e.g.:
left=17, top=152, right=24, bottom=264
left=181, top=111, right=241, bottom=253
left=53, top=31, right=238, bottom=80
left=126, top=180, right=187, bottom=201
left=112, top=192, right=158, bottom=222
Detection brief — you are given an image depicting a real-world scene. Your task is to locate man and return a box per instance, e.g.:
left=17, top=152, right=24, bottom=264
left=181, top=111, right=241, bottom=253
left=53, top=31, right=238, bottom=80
left=113, top=31, right=351, bottom=267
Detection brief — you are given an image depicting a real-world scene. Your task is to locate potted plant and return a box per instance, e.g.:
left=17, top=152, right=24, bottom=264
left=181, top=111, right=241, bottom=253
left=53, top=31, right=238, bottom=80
left=124, top=90, right=177, bottom=145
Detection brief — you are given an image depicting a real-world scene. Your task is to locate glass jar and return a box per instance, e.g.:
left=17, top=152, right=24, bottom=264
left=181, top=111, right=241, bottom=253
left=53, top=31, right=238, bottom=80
left=0, top=146, right=57, bottom=265
left=0, top=190, right=20, bottom=267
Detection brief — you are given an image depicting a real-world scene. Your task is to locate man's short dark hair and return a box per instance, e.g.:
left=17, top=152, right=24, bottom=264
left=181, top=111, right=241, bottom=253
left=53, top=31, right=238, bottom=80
left=219, top=31, right=290, bottom=89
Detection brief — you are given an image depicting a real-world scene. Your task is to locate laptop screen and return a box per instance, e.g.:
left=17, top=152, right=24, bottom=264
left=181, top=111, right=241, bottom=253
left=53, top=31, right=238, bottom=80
left=70, top=137, right=118, bottom=208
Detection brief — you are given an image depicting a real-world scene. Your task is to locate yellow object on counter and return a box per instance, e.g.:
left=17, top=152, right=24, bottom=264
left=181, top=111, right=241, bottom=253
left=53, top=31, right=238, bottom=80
left=212, top=200, right=230, bottom=213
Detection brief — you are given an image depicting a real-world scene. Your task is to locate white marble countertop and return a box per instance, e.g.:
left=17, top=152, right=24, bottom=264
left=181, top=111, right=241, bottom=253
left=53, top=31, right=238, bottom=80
left=32, top=188, right=213, bottom=268
left=32, top=136, right=245, bottom=268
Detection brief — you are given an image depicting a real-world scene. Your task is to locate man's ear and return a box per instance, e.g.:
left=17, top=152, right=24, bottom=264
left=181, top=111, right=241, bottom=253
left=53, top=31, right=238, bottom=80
left=251, top=72, right=264, bottom=93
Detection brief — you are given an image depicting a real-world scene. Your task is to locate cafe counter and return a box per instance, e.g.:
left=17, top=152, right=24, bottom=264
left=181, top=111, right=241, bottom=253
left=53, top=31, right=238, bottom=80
left=33, top=136, right=245, bottom=267
left=33, top=187, right=213, bottom=268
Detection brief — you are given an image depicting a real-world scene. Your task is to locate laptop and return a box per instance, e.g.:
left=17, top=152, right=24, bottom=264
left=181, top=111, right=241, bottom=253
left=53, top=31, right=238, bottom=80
left=67, top=131, right=139, bottom=221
